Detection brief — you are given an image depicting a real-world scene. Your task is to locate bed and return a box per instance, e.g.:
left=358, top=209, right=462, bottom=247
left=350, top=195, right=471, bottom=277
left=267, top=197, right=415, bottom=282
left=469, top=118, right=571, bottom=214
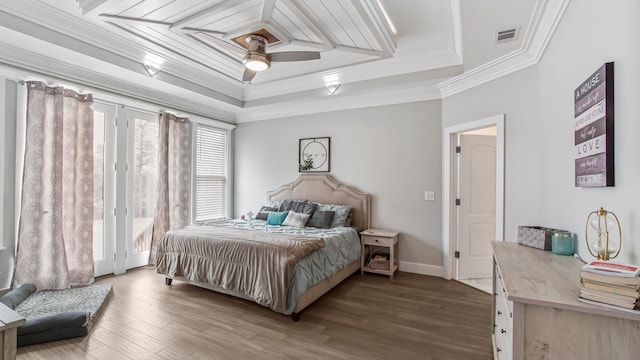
left=155, top=174, right=370, bottom=320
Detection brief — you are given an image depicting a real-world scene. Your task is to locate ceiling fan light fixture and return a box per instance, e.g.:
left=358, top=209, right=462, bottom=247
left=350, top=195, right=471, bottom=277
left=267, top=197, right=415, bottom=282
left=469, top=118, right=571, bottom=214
left=243, top=54, right=270, bottom=72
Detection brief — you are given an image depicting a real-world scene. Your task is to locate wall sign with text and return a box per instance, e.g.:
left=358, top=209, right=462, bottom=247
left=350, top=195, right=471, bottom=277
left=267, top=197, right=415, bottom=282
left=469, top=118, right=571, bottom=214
left=574, top=62, right=614, bottom=187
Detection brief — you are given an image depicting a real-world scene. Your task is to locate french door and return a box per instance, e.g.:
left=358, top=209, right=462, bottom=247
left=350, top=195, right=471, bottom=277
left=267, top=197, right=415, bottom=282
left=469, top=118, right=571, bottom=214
left=126, top=110, right=159, bottom=270
left=93, top=103, right=158, bottom=276
left=93, top=103, right=116, bottom=276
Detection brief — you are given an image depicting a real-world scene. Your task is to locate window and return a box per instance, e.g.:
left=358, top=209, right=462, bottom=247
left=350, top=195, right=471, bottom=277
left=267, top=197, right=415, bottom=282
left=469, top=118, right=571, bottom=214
left=194, top=124, right=230, bottom=221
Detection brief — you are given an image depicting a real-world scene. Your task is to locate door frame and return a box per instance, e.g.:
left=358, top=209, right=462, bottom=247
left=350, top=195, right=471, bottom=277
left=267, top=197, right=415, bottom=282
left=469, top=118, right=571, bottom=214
left=442, top=114, right=505, bottom=280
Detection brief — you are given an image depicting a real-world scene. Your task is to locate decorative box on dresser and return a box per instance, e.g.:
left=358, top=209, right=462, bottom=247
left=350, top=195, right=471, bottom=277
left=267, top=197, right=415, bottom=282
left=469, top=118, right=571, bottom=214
left=492, top=241, right=640, bottom=360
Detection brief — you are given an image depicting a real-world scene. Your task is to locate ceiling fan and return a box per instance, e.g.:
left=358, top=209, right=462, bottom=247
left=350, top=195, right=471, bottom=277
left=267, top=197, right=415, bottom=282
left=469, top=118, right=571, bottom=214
left=240, top=34, right=321, bottom=82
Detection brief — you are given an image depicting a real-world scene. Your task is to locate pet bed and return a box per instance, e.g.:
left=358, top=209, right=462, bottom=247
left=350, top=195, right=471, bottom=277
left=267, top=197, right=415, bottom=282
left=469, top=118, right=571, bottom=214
left=0, top=283, right=112, bottom=346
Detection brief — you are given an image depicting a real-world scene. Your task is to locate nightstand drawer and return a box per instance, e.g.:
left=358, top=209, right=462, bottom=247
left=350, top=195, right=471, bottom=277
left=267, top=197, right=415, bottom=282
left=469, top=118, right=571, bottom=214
left=362, top=235, right=394, bottom=246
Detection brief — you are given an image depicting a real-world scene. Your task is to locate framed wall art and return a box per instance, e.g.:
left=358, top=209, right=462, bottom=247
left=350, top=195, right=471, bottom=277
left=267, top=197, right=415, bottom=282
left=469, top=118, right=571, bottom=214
left=299, top=137, right=330, bottom=172
left=574, top=62, right=614, bottom=187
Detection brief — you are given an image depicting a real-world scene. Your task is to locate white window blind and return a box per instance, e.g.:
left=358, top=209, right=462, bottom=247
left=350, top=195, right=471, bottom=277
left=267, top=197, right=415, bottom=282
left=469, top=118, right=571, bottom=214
left=195, top=124, right=228, bottom=221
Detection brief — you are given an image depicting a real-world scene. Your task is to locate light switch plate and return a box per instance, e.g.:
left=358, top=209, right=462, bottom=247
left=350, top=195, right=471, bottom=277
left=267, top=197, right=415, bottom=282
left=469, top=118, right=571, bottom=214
left=424, top=191, right=435, bottom=201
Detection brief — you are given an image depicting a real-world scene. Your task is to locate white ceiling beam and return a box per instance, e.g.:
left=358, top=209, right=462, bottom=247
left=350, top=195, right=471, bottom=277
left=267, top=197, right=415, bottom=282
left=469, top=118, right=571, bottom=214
left=97, top=14, right=227, bottom=37
left=332, top=44, right=384, bottom=57
left=281, top=0, right=335, bottom=48
left=261, top=0, right=276, bottom=23
left=98, top=13, right=173, bottom=28
left=188, top=32, right=245, bottom=58
left=77, top=0, right=141, bottom=16
left=180, top=27, right=226, bottom=36
left=169, top=0, right=251, bottom=30
left=353, top=0, right=396, bottom=57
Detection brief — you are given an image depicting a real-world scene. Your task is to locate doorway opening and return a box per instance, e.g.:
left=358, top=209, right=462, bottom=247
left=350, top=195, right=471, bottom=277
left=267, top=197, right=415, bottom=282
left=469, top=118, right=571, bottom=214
left=442, top=114, right=505, bottom=289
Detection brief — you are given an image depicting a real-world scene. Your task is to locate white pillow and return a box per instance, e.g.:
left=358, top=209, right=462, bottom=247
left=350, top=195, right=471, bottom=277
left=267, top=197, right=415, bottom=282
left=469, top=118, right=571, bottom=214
left=282, top=211, right=311, bottom=228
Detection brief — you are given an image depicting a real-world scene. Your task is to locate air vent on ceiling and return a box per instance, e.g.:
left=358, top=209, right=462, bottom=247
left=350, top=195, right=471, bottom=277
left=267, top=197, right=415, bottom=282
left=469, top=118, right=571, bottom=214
left=495, top=27, right=519, bottom=43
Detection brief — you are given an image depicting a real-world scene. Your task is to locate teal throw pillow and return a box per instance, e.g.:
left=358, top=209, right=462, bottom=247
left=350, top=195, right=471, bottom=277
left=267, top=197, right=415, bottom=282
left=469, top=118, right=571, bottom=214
left=266, top=211, right=289, bottom=226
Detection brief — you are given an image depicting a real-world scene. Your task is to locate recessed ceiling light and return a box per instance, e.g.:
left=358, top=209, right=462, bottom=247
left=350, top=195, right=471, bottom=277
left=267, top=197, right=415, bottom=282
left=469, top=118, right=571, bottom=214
left=326, top=83, right=340, bottom=95
left=143, top=54, right=164, bottom=77
left=144, top=63, right=160, bottom=76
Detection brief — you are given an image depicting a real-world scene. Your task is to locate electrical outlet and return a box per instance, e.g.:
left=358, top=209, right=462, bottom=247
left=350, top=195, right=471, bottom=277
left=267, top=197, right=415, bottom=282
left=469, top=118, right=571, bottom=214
left=424, top=191, right=435, bottom=201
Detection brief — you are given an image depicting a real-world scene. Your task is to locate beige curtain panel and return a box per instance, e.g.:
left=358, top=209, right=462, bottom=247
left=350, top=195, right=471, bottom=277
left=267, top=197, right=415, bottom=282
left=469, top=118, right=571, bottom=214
left=148, top=112, right=191, bottom=264
left=15, top=81, right=95, bottom=290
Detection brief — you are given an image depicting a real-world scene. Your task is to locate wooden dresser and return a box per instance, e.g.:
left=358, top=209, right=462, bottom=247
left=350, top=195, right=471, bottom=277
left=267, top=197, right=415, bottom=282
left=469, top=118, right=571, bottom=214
left=492, top=241, right=640, bottom=360
left=0, top=303, right=25, bottom=360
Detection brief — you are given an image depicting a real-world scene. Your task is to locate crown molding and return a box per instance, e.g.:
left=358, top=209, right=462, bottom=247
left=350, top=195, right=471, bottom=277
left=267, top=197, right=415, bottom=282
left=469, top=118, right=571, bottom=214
left=437, top=0, right=570, bottom=98
left=0, top=1, right=243, bottom=99
left=0, top=0, right=571, bottom=124
left=0, top=38, right=238, bottom=122
left=236, top=79, right=443, bottom=123
left=243, top=49, right=462, bottom=101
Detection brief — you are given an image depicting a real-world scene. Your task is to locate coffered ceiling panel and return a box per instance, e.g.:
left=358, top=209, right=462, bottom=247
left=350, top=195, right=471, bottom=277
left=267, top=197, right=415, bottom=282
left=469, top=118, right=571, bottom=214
left=76, top=0, right=395, bottom=85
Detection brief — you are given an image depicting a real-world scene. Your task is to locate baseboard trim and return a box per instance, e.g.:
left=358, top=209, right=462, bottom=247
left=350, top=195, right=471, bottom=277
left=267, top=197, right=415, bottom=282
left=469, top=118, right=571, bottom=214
left=399, top=261, right=444, bottom=277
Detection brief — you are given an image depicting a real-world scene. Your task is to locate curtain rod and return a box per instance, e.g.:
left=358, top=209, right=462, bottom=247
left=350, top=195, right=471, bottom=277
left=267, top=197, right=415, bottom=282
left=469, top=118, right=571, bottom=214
left=9, top=66, right=236, bottom=126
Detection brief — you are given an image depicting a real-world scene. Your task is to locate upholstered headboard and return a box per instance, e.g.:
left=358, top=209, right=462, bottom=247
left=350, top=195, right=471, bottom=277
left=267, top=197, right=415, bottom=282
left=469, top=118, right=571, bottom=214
left=267, top=174, right=371, bottom=230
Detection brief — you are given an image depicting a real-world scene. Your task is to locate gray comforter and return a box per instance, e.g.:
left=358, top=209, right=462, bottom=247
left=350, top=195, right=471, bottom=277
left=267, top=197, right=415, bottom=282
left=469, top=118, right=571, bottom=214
left=155, top=224, right=326, bottom=313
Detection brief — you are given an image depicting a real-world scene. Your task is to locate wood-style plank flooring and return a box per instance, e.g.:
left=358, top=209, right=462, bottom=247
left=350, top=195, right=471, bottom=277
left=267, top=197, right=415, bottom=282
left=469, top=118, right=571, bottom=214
left=17, top=268, right=493, bottom=360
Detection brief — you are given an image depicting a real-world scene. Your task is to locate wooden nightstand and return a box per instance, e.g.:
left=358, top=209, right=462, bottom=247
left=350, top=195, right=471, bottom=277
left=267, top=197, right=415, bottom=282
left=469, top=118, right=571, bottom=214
left=360, top=229, right=399, bottom=279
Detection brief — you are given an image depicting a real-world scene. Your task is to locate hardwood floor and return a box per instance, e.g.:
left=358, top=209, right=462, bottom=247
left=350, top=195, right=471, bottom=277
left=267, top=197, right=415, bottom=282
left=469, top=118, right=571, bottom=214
left=17, top=268, right=493, bottom=360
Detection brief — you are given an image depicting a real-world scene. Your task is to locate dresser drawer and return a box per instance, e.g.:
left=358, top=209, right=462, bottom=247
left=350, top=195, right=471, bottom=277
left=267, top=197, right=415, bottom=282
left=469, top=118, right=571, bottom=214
left=493, top=261, right=513, bottom=360
left=494, top=314, right=512, bottom=360
left=362, top=235, right=394, bottom=246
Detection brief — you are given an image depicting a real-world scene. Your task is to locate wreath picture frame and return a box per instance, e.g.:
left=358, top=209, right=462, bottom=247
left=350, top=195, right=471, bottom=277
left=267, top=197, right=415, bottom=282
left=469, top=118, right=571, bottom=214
left=298, top=137, right=330, bottom=172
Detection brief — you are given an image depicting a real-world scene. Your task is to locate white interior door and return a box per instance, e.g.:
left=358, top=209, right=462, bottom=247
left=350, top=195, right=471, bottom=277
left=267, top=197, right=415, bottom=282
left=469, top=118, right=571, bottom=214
left=457, top=133, right=496, bottom=279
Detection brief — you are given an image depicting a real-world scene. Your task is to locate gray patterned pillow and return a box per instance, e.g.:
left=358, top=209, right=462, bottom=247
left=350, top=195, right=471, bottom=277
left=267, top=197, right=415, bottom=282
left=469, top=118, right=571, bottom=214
left=307, top=210, right=335, bottom=229
left=255, top=206, right=278, bottom=220
left=278, top=200, right=317, bottom=215
left=282, top=211, right=311, bottom=227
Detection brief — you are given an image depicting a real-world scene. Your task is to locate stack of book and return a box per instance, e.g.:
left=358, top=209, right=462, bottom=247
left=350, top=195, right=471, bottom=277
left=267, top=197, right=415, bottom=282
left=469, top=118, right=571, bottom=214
left=578, top=261, right=640, bottom=312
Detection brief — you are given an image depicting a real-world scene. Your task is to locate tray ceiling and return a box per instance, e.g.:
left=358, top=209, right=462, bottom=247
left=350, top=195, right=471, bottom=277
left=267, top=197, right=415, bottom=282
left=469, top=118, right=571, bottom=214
left=79, top=0, right=397, bottom=84
left=0, top=0, right=562, bottom=122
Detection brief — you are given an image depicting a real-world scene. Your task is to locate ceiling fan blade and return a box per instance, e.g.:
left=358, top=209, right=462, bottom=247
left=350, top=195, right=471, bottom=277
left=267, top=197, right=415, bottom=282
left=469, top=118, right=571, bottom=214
left=242, top=68, right=257, bottom=82
left=269, top=51, right=320, bottom=62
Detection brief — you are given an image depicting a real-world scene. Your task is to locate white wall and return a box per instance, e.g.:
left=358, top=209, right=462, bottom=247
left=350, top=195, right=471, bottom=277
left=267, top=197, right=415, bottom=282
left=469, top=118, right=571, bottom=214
left=235, top=101, right=444, bottom=273
left=0, top=79, right=17, bottom=291
left=443, top=0, right=640, bottom=264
